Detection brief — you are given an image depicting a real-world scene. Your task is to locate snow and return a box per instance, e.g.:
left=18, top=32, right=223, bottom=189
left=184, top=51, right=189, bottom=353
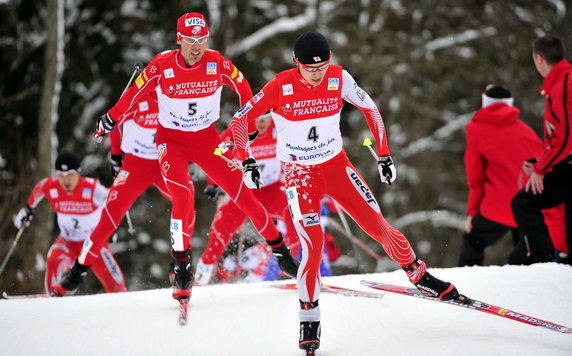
left=1, top=263, right=571, bottom=355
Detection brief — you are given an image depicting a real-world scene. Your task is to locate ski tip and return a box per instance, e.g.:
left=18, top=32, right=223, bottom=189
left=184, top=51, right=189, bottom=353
left=305, top=349, right=316, bottom=356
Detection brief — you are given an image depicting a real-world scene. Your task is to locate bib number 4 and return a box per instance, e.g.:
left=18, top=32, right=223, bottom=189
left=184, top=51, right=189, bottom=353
left=307, top=126, right=319, bottom=142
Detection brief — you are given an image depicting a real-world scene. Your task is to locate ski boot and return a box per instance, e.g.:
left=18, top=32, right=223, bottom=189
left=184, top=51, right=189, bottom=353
left=272, top=243, right=299, bottom=277
left=299, top=321, right=321, bottom=355
left=404, top=258, right=459, bottom=300
left=171, top=249, right=193, bottom=301
left=51, top=260, right=90, bottom=297
left=299, top=299, right=320, bottom=354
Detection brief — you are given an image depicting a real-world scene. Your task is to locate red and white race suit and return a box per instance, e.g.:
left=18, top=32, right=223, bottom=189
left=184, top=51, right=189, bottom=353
left=27, top=177, right=126, bottom=294
left=232, top=65, right=416, bottom=304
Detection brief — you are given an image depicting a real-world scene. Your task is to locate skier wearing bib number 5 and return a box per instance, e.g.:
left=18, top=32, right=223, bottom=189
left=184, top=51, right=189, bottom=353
left=231, top=31, right=461, bottom=353
left=53, top=12, right=298, bottom=302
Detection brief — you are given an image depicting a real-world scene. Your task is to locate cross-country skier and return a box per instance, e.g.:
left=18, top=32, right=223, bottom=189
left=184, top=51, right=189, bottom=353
left=54, top=12, right=298, bottom=302
left=13, top=151, right=126, bottom=296
left=230, top=31, right=460, bottom=353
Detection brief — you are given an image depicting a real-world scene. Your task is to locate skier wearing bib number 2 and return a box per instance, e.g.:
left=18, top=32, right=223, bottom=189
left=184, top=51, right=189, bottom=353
left=231, top=31, right=461, bottom=353
left=53, top=12, right=299, bottom=302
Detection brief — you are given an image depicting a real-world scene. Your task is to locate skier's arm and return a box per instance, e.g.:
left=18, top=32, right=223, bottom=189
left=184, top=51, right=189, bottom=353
left=341, top=70, right=390, bottom=156
left=108, top=58, right=161, bottom=125
left=14, top=178, right=48, bottom=228
left=231, top=80, right=279, bottom=162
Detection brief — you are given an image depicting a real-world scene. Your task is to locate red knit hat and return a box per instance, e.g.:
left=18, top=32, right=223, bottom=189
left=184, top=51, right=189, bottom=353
left=177, top=12, right=209, bottom=40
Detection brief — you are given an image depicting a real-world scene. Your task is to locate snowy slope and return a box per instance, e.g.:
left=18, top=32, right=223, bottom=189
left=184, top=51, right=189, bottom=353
left=1, top=264, right=571, bottom=356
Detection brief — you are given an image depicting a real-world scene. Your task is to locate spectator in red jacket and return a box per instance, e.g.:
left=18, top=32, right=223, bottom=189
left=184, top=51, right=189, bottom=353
left=509, top=35, right=572, bottom=264
left=460, top=84, right=544, bottom=266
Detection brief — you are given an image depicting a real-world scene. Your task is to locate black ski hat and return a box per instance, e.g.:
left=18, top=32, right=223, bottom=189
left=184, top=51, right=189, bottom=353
left=55, top=151, right=81, bottom=173
left=293, top=31, right=330, bottom=64
left=484, top=84, right=511, bottom=99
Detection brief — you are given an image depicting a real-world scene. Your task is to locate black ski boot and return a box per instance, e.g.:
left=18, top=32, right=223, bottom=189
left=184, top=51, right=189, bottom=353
left=51, top=260, right=90, bottom=296
left=171, top=249, right=193, bottom=300
left=272, top=243, right=299, bottom=277
left=299, top=321, right=321, bottom=354
left=404, top=259, right=459, bottom=300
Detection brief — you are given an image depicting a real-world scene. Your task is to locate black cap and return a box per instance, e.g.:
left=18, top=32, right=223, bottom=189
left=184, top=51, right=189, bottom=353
left=484, top=84, right=512, bottom=99
left=294, top=31, right=330, bottom=64
left=55, top=151, right=81, bottom=173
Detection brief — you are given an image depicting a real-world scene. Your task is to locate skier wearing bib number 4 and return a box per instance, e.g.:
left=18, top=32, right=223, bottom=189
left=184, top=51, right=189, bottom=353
left=231, top=31, right=461, bottom=353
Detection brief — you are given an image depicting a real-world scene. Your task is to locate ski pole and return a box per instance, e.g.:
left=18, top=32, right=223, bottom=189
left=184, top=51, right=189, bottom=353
left=97, top=64, right=142, bottom=144
left=327, top=218, right=388, bottom=263
left=363, top=138, right=391, bottom=185
left=0, top=224, right=27, bottom=275
left=121, top=63, right=142, bottom=96
left=331, top=199, right=364, bottom=271
left=213, top=147, right=242, bottom=170
left=116, top=63, right=142, bottom=234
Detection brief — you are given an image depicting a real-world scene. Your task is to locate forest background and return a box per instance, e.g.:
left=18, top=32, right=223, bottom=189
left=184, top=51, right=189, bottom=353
left=1, top=0, right=570, bottom=294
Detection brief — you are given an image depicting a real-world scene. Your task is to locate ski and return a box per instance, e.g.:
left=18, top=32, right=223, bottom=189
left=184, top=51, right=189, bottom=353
left=273, top=282, right=384, bottom=299
left=178, top=298, right=189, bottom=326
left=361, top=280, right=572, bottom=334
left=2, top=291, right=50, bottom=300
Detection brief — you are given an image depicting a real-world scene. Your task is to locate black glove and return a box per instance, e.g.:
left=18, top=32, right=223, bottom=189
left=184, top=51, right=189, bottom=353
left=377, top=155, right=397, bottom=185
left=109, top=154, right=123, bottom=179
left=95, top=113, right=116, bottom=139
left=204, top=184, right=225, bottom=202
left=248, top=130, right=259, bottom=143
left=242, top=158, right=262, bottom=189
left=13, top=204, right=34, bottom=229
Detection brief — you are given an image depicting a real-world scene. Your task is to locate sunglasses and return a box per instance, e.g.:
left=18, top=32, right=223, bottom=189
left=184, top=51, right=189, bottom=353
left=179, top=34, right=209, bottom=45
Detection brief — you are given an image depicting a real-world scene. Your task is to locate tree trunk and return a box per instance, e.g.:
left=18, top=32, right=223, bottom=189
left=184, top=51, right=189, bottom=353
left=27, top=0, right=63, bottom=293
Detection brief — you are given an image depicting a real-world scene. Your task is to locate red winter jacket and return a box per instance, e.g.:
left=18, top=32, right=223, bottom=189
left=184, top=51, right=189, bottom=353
left=464, top=103, right=542, bottom=227
left=536, top=59, right=572, bottom=174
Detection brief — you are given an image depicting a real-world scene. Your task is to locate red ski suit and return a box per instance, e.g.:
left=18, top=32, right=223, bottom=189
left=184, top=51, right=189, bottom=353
left=232, top=65, right=417, bottom=304
left=107, top=49, right=280, bottom=252
left=27, top=177, right=126, bottom=294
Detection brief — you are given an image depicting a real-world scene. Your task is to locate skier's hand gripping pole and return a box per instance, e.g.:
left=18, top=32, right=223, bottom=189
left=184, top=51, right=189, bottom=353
left=363, top=139, right=396, bottom=185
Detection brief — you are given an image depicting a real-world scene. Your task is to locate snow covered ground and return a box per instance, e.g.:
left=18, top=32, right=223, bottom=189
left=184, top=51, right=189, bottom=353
left=1, top=263, right=571, bottom=356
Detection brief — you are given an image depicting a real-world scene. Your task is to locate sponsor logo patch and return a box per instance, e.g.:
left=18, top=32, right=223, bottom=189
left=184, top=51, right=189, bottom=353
left=328, top=78, right=339, bottom=90
left=185, top=17, right=205, bottom=27
left=345, top=167, right=380, bottom=213
left=49, top=188, right=59, bottom=198
left=157, top=143, right=167, bottom=161
left=252, top=90, right=264, bottom=103
left=82, top=188, right=92, bottom=200
left=113, top=171, right=129, bottom=187
left=164, top=68, right=175, bottom=78
left=282, top=84, right=293, bottom=96
left=138, top=101, right=149, bottom=112
left=302, top=213, right=320, bottom=227
left=236, top=102, right=253, bottom=118
left=207, top=62, right=217, bottom=75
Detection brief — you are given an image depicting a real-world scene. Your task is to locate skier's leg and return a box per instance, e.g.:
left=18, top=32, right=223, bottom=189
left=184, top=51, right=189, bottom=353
left=90, top=243, right=127, bottom=293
